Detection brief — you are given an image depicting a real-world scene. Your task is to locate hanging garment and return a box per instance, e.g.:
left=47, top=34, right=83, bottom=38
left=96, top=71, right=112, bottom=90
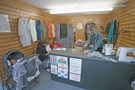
left=36, top=20, right=41, bottom=40
left=113, top=19, right=117, bottom=35
left=51, top=23, right=56, bottom=37
left=27, top=19, right=37, bottom=42
left=106, top=20, right=115, bottom=43
left=77, top=22, right=83, bottom=30
left=72, top=26, right=75, bottom=43
left=85, top=21, right=95, bottom=41
left=40, top=20, right=49, bottom=39
left=18, top=17, right=31, bottom=47
left=60, top=24, right=67, bottom=38
left=86, top=24, right=91, bottom=40
left=47, top=21, right=52, bottom=38
left=84, top=24, right=87, bottom=40
left=105, top=22, right=111, bottom=34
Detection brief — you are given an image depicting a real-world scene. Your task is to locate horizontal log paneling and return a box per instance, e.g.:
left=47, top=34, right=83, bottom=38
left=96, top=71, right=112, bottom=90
left=59, top=14, right=110, bottom=41
left=0, top=0, right=59, bottom=84
left=110, top=0, right=135, bottom=49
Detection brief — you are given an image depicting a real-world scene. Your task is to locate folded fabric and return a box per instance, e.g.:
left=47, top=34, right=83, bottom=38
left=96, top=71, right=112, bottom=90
left=76, top=41, right=83, bottom=47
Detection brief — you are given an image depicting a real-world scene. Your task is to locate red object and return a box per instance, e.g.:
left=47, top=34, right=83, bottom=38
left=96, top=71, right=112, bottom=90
left=60, top=58, right=65, bottom=62
left=74, top=34, right=76, bottom=41
left=59, top=64, right=67, bottom=71
left=50, top=42, right=62, bottom=49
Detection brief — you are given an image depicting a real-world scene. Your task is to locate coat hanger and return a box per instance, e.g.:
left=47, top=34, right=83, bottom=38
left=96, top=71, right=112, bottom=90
left=51, top=20, right=53, bottom=23
left=20, top=13, right=25, bottom=18
left=79, top=19, right=81, bottom=22
left=30, top=15, right=34, bottom=20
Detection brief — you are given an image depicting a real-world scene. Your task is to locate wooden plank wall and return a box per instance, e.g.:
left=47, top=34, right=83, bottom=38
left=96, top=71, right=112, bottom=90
left=59, top=15, right=109, bottom=41
left=0, top=0, right=59, bottom=83
left=109, top=0, right=135, bottom=49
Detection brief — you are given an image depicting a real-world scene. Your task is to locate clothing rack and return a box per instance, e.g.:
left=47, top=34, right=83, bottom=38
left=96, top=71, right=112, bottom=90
left=108, top=16, right=118, bottom=22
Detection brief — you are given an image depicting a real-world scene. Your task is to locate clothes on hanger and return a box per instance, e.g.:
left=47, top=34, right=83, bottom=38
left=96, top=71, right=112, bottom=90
left=85, top=21, right=95, bottom=40
left=105, top=22, right=111, bottom=34
left=77, top=21, right=83, bottom=30
left=40, top=20, right=49, bottom=39
left=36, top=20, right=41, bottom=40
left=84, top=24, right=87, bottom=40
left=106, top=18, right=119, bottom=43
left=51, top=23, right=56, bottom=38
left=27, top=19, right=37, bottom=42
left=47, top=21, right=52, bottom=38
left=106, top=20, right=115, bottom=43
left=18, top=17, right=31, bottom=47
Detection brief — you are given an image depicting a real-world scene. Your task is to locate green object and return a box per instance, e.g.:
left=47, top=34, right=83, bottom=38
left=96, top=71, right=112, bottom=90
left=58, top=60, right=66, bottom=64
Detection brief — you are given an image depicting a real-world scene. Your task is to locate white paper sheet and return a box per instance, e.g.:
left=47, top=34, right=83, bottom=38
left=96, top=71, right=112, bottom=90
left=70, top=58, right=82, bottom=67
left=0, top=14, right=11, bottom=32
left=53, top=48, right=66, bottom=51
left=70, top=66, right=81, bottom=74
left=69, top=73, right=81, bottom=82
left=58, top=70, right=68, bottom=79
left=57, top=56, right=68, bottom=64
left=58, top=63, right=68, bottom=72
left=51, top=65, right=57, bottom=75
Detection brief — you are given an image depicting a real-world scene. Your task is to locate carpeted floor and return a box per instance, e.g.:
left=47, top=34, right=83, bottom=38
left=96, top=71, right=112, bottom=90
left=29, top=68, right=87, bottom=90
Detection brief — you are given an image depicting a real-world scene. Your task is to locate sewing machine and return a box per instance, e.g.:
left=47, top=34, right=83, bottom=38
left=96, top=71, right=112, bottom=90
left=116, top=47, right=135, bottom=62
left=102, top=44, right=116, bottom=55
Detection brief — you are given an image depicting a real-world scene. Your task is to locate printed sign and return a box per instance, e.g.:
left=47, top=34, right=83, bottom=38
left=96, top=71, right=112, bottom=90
left=51, top=65, right=57, bottom=75
left=58, top=63, right=68, bottom=72
left=58, top=70, right=68, bottom=79
left=50, top=55, right=57, bottom=65
left=70, top=58, right=82, bottom=67
left=70, top=66, right=81, bottom=74
left=69, top=73, right=81, bottom=82
left=0, top=14, right=11, bottom=32
left=57, top=56, right=67, bottom=64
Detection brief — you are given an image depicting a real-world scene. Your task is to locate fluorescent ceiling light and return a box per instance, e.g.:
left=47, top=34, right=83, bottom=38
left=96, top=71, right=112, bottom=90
left=84, top=11, right=109, bottom=15
left=49, top=8, right=113, bottom=14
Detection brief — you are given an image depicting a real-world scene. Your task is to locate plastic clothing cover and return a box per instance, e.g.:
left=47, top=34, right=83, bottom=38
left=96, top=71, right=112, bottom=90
left=12, top=58, right=27, bottom=90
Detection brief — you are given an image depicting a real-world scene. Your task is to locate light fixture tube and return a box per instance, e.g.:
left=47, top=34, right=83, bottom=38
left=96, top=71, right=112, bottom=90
left=49, top=8, right=113, bottom=14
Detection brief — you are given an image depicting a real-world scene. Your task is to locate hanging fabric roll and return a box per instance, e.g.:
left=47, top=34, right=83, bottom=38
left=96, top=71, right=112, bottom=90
left=27, top=19, right=37, bottom=42
left=40, top=20, right=49, bottom=39
left=18, top=17, right=31, bottom=47
left=60, top=23, right=67, bottom=38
